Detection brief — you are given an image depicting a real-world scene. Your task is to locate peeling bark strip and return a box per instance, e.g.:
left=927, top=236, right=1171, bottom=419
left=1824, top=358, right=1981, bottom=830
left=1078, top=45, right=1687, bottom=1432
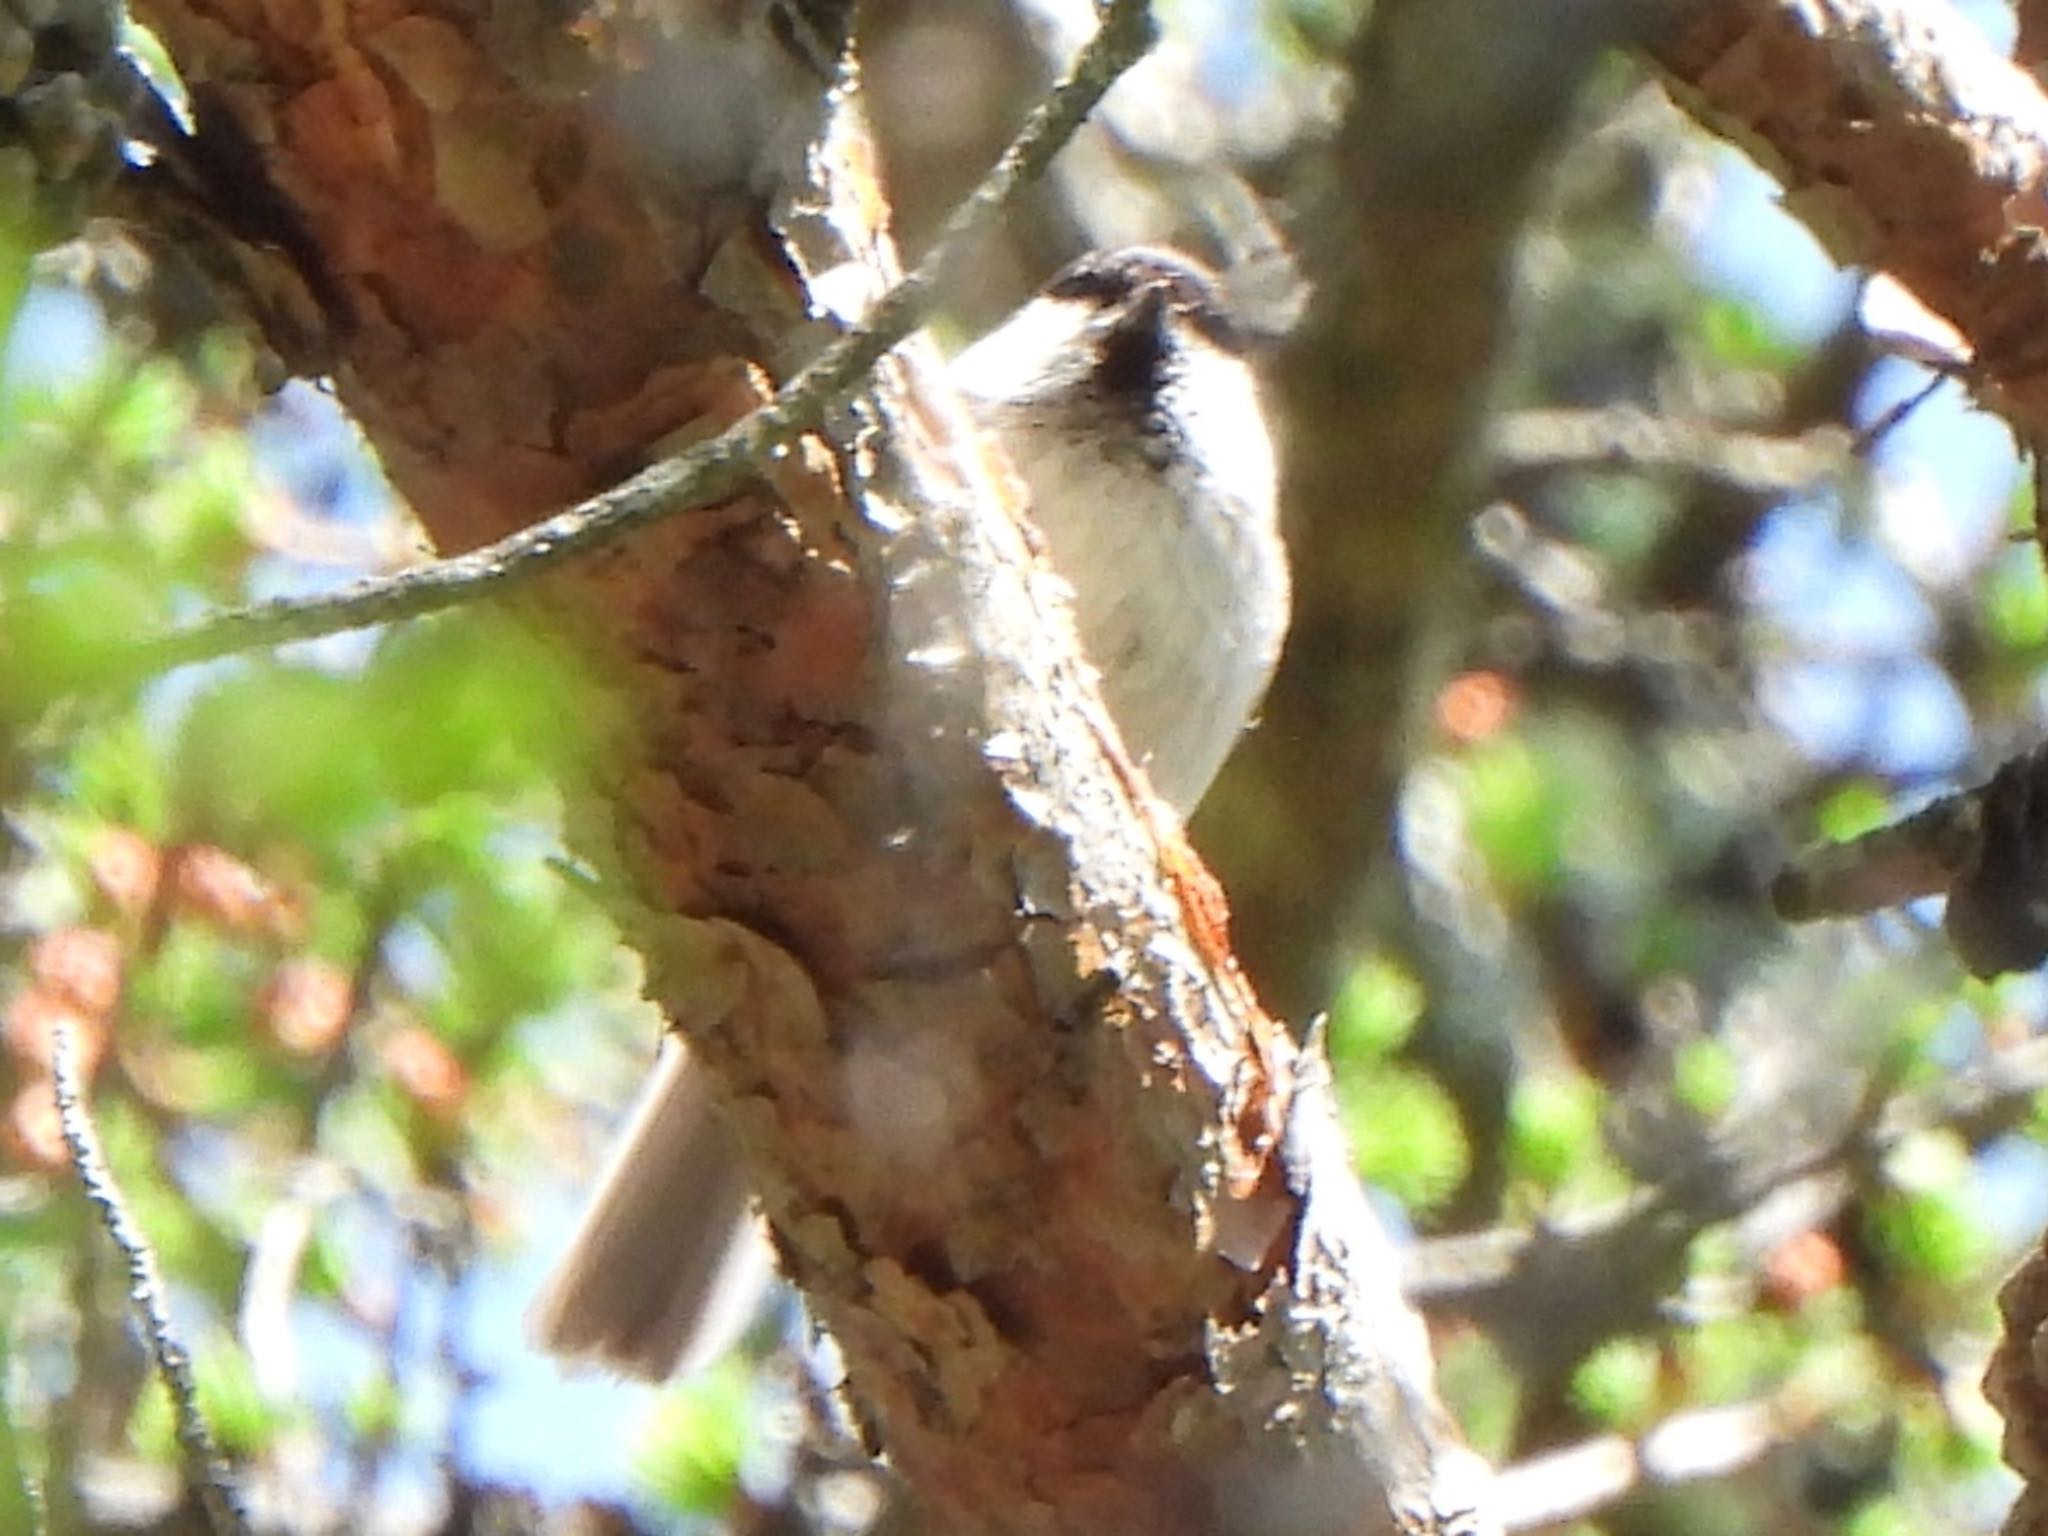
left=1654, top=0, right=2048, bottom=432
left=121, top=3, right=1487, bottom=1532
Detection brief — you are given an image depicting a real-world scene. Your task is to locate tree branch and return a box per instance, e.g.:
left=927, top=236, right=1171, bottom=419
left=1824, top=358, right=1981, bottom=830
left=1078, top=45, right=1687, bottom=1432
left=1655, top=0, right=2048, bottom=435
left=1491, top=408, right=1855, bottom=496
left=43, top=0, right=1158, bottom=699
left=50, top=1028, right=250, bottom=1536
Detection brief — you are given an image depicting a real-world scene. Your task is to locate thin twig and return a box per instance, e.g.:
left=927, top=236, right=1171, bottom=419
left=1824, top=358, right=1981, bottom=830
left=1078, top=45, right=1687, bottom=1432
left=50, top=0, right=1159, bottom=698
left=49, top=1028, right=252, bottom=1536
left=1851, top=369, right=1950, bottom=458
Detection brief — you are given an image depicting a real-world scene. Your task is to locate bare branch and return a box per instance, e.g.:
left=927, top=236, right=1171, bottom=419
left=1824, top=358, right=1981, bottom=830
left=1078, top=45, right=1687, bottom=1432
left=1491, top=408, right=1854, bottom=496
left=1772, top=785, right=1985, bottom=923
left=1655, top=0, right=2048, bottom=434
left=47, top=0, right=1160, bottom=698
left=49, top=1028, right=251, bottom=1536
left=1775, top=744, right=2048, bottom=979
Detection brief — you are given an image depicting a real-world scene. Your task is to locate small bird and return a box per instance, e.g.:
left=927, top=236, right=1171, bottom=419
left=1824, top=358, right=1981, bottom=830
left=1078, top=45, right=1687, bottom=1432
left=529, top=247, right=1291, bottom=1378
left=948, top=246, right=1291, bottom=812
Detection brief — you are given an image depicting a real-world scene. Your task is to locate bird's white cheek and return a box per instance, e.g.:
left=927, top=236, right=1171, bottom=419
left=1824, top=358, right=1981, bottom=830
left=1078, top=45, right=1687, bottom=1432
left=948, top=297, right=1097, bottom=406
left=1169, top=342, right=1280, bottom=526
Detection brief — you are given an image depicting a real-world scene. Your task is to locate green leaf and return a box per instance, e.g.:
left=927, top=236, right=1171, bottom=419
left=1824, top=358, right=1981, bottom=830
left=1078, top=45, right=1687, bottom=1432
left=129, top=1337, right=285, bottom=1462
left=65, top=713, right=172, bottom=833
left=1867, top=1187, right=1987, bottom=1287
left=0, top=222, right=30, bottom=353
left=1983, top=543, right=2048, bottom=653
left=1671, top=1036, right=1736, bottom=1118
left=1505, top=1071, right=1602, bottom=1188
left=138, top=433, right=258, bottom=581
left=190, top=1346, right=284, bottom=1458
left=1815, top=780, right=1892, bottom=844
left=1433, top=1330, right=1519, bottom=1464
left=1840, top=1495, right=1914, bottom=1536
left=1340, top=1063, right=1468, bottom=1214
left=173, top=666, right=389, bottom=847
left=632, top=1362, right=752, bottom=1518
left=1570, top=1336, right=1660, bottom=1429
left=1328, top=953, right=1425, bottom=1063
left=1, top=553, right=162, bottom=688
left=1462, top=735, right=1562, bottom=896
left=1677, top=1313, right=1794, bottom=1403
left=96, top=360, right=196, bottom=475
left=364, top=616, right=606, bottom=805
left=130, top=926, right=261, bottom=1047
left=345, top=1373, right=403, bottom=1443
left=1694, top=293, right=1803, bottom=372
left=98, top=1099, right=246, bottom=1288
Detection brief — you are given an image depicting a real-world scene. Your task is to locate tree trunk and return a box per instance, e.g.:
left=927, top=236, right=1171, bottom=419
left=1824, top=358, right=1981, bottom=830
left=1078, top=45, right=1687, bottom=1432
left=110, top=4, right=1484, bottom=1532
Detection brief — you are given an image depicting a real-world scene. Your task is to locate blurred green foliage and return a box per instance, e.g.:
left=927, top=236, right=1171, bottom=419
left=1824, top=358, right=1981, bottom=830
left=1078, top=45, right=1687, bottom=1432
left=1570, top=1334, right=1661, bottom=1429
left=1984, top=545, right=2048, bottom=654
left=1329, top=953, right=1472, bottom=1209
left=1311, top=53, right=2044, bottom=1535
left=631, top=1360, right=753, bottom=1519
left=1, top=10, right=2046, bottom=1531
left=0, top=251, right=717, bottom=1525
left=1504, top=1070, right=1607, bottom=1193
